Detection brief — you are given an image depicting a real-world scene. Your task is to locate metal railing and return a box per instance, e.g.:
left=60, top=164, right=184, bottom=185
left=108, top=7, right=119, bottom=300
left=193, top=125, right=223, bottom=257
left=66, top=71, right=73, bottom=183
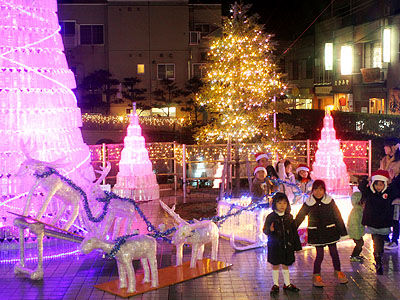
left=89, top=140, right=371, bottom=197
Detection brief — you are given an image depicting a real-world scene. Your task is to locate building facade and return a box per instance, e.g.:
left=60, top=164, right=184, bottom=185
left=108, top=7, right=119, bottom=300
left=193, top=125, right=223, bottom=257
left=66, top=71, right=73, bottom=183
left=286, top=0, right=400, bottom=114
left=57, top=0, right=221, bottom=116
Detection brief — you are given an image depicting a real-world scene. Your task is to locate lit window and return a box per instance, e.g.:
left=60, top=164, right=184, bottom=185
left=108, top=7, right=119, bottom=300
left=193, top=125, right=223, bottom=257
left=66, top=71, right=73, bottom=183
left=383, top=28, right=391, bottom=63
left=341, top=45, right=353, bottom=75
left=324, top=43, right=333, bottom=70
left=157, top=64, right=175, bottom=80
left=373, top=46, right=382, bottom=68
left=137, top=64, right=145, bottom=74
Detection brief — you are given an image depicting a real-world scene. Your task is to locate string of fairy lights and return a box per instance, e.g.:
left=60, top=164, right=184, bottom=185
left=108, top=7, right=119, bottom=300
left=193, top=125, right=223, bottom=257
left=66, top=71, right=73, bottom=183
left=88, top=140, right=370, bottom=176
left=81, top=114, right=188, bottom=129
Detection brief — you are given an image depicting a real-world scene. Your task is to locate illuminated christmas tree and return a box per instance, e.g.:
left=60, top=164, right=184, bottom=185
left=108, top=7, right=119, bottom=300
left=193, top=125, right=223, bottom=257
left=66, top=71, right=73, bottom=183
left=0, top=0, right=94, bottom=200
left=113, top=106, right=159, bottom=201
left=195, top=3, right=287, bottom=143
left=311, top=106, right=350, bottom=195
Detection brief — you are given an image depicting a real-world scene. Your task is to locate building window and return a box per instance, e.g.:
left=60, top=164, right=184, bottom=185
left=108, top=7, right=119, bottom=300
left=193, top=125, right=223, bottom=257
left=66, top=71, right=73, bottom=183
left=195, top=24, right=210, bottom=36
left=137, top=64, right=145, bottom=74
left=192, top=63, right=206, bottom=78
left=80, top=24, right=104, bottom=45
left=60, top=21, right=76, bottom=36
left=189, top=31, right=201, bottom=45
left=157, top=64, right=175, bottom=80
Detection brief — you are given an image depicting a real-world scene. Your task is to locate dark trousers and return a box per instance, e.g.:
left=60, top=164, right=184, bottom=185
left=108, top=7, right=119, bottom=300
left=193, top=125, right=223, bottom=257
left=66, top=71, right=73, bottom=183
left=392, top=220, right=399, bottom=244
left=313, top=243, right=341, bottom=274
left=351, top=238, right=364, bottom=257
left=372, top=234, right=385, bottom=256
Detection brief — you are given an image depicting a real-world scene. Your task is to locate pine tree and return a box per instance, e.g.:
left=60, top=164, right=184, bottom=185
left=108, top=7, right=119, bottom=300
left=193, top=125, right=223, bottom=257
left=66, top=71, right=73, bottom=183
left=195, top=3, right=289, bottom=143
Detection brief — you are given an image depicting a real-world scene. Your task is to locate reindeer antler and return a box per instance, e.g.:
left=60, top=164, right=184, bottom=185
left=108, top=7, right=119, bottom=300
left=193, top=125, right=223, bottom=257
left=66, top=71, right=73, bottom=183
left=94, top=161, right=111, bottom=185
left=159, top=200, right=188, bottom=225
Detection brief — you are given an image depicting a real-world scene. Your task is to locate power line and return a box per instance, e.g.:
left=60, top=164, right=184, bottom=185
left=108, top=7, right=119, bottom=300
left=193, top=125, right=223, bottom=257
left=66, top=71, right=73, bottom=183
left=282, top=0, right=336, bottom=56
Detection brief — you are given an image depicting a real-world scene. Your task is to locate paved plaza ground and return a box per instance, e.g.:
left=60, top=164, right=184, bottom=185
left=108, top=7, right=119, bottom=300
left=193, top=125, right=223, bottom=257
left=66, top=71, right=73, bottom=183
left=1, top=196, right=400, bottom=300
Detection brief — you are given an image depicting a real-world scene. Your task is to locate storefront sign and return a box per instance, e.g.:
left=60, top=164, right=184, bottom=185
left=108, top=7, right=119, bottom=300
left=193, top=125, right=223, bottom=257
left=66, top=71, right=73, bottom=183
left=315, top=86, right=332, bottom=95
left=361, top=68, right=381, bottom=83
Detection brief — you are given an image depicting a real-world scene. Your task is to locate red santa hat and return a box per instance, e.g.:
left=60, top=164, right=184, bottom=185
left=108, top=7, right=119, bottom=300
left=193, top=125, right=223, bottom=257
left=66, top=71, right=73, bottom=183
left=254, top=166, right=267, bottom=176
left=255, top=152, right=270, bottom=162
left=371, top=169, right=390, bottom=192
left=296, top=164, right=310, bottom=174
left=371, top=169, right=390, bottom=183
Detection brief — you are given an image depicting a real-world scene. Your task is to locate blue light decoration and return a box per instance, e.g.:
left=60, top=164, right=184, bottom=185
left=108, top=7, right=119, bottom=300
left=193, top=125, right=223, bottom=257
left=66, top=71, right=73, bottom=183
left=32, top=167, right=311, bottom=257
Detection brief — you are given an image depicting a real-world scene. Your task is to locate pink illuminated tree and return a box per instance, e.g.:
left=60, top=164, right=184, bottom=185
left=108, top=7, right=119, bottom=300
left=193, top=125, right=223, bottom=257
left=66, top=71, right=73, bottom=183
left=0, top=0, right=94, bottom=201
left=311, top=107, right=350, bottom=195
left=113, top=105, right=159, bottom=201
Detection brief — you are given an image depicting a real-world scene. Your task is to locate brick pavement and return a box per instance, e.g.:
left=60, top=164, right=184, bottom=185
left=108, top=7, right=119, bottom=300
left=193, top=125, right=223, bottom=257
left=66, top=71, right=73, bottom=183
left=1, top=197, right=400, bottom=300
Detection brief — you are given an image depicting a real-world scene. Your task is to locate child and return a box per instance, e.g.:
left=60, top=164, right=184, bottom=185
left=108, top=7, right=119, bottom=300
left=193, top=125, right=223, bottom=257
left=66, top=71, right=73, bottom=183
left=347, top=191, right=365, bottom=262
left=294, top=164, right=313, bottom=203
left=276, top=159, right=297, bottom=204
left=263, top=193, right=302, bottom=295
left=251, top=166, right=267, bottom=203
left=295, top=180, right=348, bottom=287
left=255, top=152, right=271, bottom=169
left=359, top=170, right=400, bottom=274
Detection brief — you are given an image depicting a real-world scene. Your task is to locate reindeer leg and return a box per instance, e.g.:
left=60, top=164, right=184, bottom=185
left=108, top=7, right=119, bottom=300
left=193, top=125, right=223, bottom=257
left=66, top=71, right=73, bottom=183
left=197, top=244, right=205, bottom=260
left=190, top=244, right=199, bottom=268
left=51, top=203, right=66, bottom=227
left=23, top=180, right=41, bottom=216
left=149, top=255, right=158, bottom=287
left=36, top=184, right=59, bottom=220
left=117, top=260, right=127, bottom=290
left=141, top=258, right=150, bottom=283
left=124, top=259, right=136, bottom=293
left=176, top=243, right=184, bottom=266
left=211, top=236, right=219, bottom=261
left=64, top=201, right=79, bottom=231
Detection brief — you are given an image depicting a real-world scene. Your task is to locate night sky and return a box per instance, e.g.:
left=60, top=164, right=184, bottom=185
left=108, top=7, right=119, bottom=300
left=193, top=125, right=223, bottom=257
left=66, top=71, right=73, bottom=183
left=220, top=0, right=331, bottom=41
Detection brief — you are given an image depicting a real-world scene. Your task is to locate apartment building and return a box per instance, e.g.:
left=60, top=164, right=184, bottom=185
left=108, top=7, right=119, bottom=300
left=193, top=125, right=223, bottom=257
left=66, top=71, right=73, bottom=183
left=57, top=0, right=221, bottom=116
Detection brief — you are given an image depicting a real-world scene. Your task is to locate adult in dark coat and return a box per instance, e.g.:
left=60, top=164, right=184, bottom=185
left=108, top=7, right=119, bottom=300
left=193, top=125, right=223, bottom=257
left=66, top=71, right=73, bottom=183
left=294, top=180, right=348, bottom=287
left=263, top=193, right=301, bottom=295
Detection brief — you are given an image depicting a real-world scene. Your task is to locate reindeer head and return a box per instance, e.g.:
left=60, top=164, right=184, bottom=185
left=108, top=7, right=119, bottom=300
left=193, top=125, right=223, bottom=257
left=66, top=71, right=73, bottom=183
left=84, top=162, right=111, bottom=200
left=80, top=236, right=101, bottom=254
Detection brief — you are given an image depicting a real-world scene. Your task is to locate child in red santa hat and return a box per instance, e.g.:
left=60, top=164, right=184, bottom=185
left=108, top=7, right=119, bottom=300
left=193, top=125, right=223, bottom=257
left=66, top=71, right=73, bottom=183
left=294, top=164, right=314, bottom=203
left=251, top=166, right=268, bottom=204
left=359, top=169, right=400, bottom=274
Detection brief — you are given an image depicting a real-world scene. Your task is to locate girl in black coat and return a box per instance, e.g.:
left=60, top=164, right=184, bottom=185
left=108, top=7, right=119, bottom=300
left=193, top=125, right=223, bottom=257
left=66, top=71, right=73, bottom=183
left=294, top=180, right=348, bottom=287
left=359, top=169, right=400, bottom=274
left=263, top=193, right=301, bottom=295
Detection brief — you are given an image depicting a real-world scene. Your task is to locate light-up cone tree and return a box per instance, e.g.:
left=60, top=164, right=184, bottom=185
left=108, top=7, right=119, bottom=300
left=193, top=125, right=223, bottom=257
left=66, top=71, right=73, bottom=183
left=0, top=0, right=94, bottom=210
left=311, top=106, right=350, bottom=195
left=194, top=3, right=288, bottom=144
left=113, top=104, right=160, bottom=201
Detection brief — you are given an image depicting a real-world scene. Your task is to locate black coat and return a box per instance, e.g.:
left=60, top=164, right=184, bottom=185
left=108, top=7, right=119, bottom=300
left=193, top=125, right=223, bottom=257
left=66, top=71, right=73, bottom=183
left=294, top=194, right=347, bottom=246
left=263, top=211, right=302, bottom=266
left=359, top=179, right=399, bottom=229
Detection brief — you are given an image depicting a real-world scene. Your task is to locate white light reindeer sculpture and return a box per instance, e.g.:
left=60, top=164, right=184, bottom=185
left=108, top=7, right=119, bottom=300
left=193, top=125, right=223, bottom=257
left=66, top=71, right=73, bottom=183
left=80, top=234, right=159, bottom=293
left=17, top=155, right=82, bottom=231
left=159, top=200, right=219, bottom=268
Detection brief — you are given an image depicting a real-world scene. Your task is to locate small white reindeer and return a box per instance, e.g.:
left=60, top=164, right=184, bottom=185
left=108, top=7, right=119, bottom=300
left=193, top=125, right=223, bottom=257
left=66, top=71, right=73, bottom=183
left=80, top=234, right=159, bottom=293
left=159, top=200, right=219, bottom=268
